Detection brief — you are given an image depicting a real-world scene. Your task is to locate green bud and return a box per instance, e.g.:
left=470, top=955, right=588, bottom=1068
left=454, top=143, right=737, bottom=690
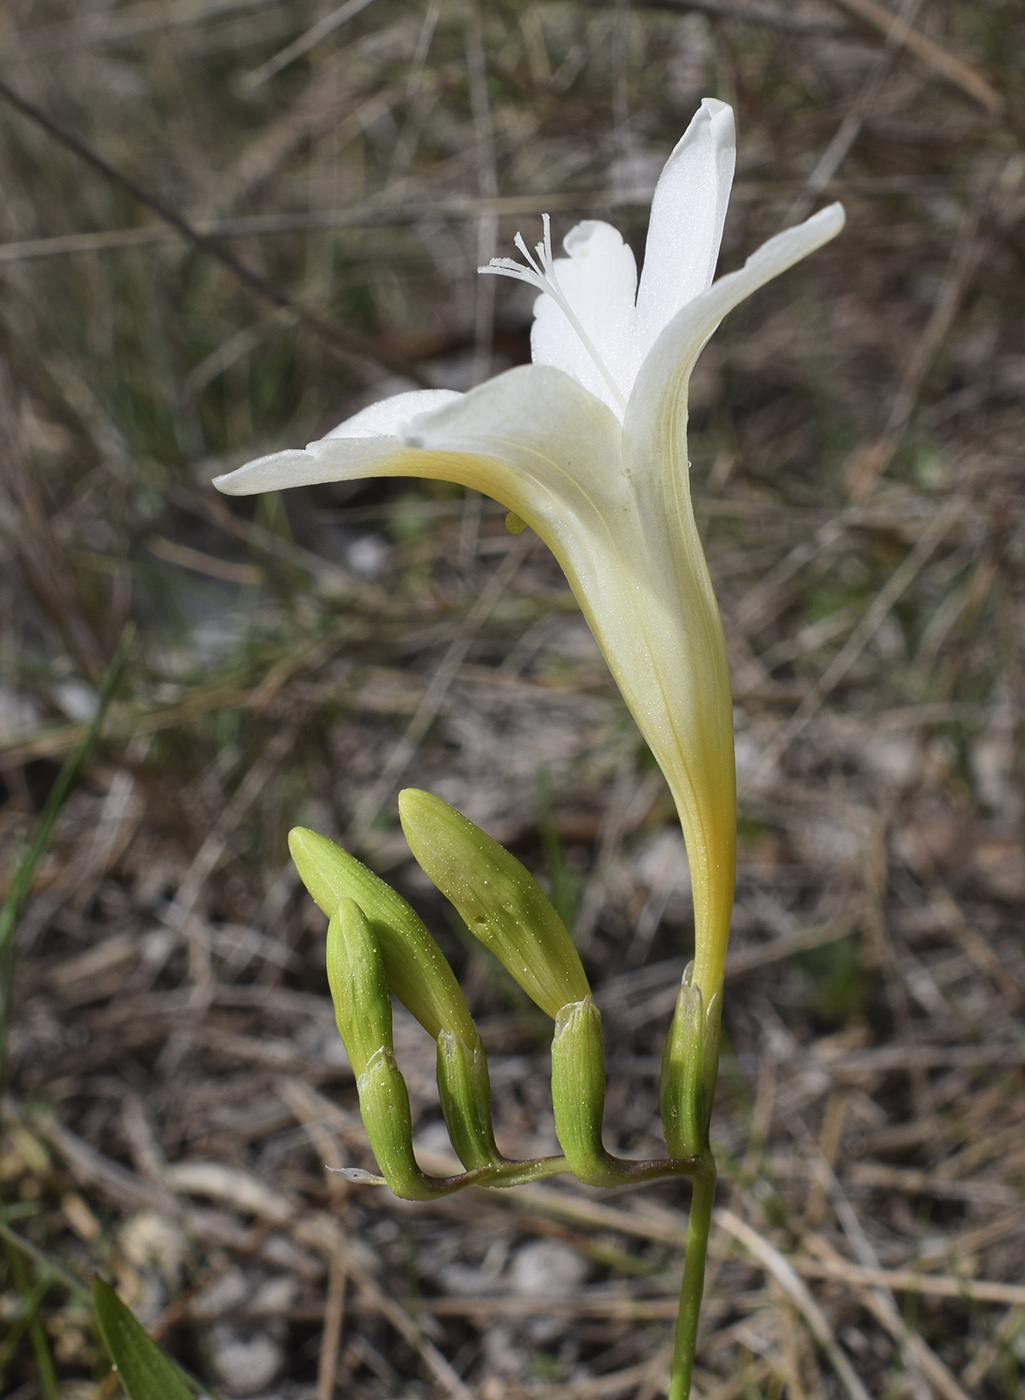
left=398, top=789, right=591, bottom=1019
left=325, top=898, right=392, bottom=1078
left=551, top=996, right=622, bottom=1188
left=659, top=962, right=721, bottom=1160
left=290, top=827, right=477, bottom=1045
left=436, top=1030, right=500, bottom=1172
left=327, top=902, right=475, bottom=1201
left=294, top=829, right=506, bottom=1175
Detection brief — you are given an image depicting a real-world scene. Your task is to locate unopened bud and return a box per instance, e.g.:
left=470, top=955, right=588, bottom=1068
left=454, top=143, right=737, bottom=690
left=327, top=901, right=471, bottom=1200
left=294, top=829, right=505, bottom=1174
left=325, top=898, right=392, bottom=1078
left=290, top=826, right=477, bottom=1044
left=398, top=788, right=590, bottom=1019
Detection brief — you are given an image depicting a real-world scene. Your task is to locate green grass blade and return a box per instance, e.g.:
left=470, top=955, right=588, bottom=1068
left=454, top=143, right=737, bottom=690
left=0, top=624, right=134, bottom=1081
left=1, top=1233, right=59, bottom=1399
left=92, top=1277, right=197, bottom=1400
left=0, top=1213, right=93, bottom=1304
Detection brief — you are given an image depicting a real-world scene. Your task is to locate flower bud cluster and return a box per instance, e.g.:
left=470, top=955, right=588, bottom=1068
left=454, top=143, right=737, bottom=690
left=291, top=791, right=719, bottom=1199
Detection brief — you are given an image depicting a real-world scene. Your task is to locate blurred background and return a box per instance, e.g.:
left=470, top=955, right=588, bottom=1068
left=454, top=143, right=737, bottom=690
left=1, top=2, right=1023, bottom=1397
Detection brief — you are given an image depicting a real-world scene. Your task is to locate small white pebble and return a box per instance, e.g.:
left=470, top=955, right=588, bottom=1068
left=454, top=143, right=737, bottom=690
left=346, top=534, right=390, bottom=576
left=208, top=1323, right=284, bottom=1395
left=509, top=1239, right=588, bottom=1298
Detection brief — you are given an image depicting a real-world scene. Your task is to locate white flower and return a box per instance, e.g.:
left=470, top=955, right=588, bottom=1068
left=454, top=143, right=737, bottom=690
left=214, top=100, right=843, bottom=999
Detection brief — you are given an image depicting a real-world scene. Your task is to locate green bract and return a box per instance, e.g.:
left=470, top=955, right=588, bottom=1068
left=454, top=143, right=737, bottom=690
left=659, top=964, right=721, bottom=1162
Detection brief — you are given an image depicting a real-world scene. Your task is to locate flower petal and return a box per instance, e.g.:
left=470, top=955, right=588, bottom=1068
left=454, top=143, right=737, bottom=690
left=530, top=220, right=638, bottom=415
left=400, top=364, right=628, bottom=552
left=620, top=201, right=844, bottom=994
left=216, top=366, right=627, bottom=581
left=625, top=202, right=846, bottom=464
left=212, top=388, right=461, bottom=494
left=634, top=98, right=735, bottom=357
left=324, top=388, right=461, bottom=439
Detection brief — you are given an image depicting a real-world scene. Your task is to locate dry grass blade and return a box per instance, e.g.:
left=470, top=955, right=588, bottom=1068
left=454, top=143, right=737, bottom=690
left=789, top=0, right=927, bottom=220
left=240, top=0, right=379, bottom=90
left=831, top=0, right=1004, bottom=111
left=715, top=1210, right=873, bottom=1400
left=0, top=78, right=400, bottom=383
left=807, top=1236, right=973, bottom=1400
left=315, top=1251, right=347, bottom=1400
left=795, top=1257, right=1025, bottom=1308
left=845, top=153, right=1025, bottom=498
left=744, top=501, right=962, bottom=788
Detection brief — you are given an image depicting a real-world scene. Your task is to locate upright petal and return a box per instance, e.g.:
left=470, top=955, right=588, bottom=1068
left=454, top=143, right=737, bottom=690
left=635, top=99, right=735, bottom=357
left=530, top=221, right=638, bottom=416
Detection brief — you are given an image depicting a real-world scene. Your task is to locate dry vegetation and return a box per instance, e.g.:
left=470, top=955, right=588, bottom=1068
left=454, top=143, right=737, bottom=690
left=1, top=1, right=1024, bottom=1397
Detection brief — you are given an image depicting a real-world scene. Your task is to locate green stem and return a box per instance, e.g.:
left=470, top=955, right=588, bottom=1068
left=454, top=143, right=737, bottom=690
left=1, top=1230, right=59, bottom=1400
left=0, top=625, right=133, bottom=1086
left=669, top=1154, right=716, bottom=1400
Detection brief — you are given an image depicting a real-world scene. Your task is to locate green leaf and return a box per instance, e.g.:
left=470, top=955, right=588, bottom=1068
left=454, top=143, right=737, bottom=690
left=92, top=1277, right=196, bottom=1400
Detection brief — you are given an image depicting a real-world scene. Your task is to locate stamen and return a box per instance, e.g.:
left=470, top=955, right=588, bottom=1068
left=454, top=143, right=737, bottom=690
left=480, top=214, right=627, bottom=414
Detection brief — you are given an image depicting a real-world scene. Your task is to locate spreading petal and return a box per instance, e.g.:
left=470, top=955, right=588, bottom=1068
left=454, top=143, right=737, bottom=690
left=625, top=202, right=846, bottom=467
left=218, top=366, right=628, bottom=591
left=213, top=388, right=460, bottom=493
left=635, top=98, right=735, bottom=356
left=530, top=221, right=638, bottom=415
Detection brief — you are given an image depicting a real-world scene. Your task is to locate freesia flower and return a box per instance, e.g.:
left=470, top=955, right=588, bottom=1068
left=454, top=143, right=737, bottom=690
left=214, top=99, right=843, bottom=1002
